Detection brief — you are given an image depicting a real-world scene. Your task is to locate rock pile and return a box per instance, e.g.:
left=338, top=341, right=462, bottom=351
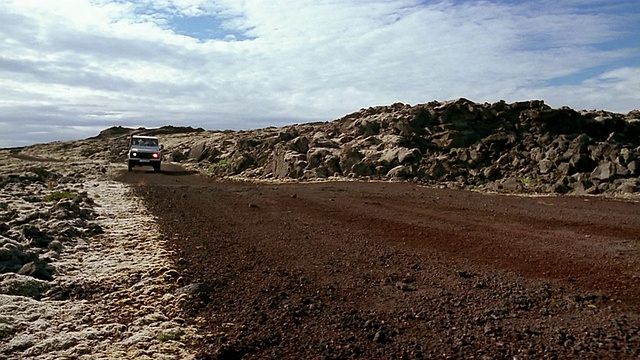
left=0, top=154, right=197, bottom=359
left=162, top=99, right=640, bottom=196
left=0, top=165, right=102, bottom=298
left=17, top=98, right=639, bottom=198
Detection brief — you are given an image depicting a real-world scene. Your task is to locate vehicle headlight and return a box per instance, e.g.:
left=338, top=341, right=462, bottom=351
left=152, top=153, right=159, bottom=159
left=131, top=152, right=137, bottom=157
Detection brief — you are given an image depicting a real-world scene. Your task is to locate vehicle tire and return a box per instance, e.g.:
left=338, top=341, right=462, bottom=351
left=153, top=164, right=160, bottom=173
left=128, top=162, right=133, bottom=172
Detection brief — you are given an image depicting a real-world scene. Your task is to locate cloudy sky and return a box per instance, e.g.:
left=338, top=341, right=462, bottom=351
left=1, top=0, right=638, bottom=148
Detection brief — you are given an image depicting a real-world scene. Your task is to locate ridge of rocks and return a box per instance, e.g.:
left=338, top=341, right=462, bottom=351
left=12, top=98, right=640, bottom=196
left=72, top=98, right=639, bottom=196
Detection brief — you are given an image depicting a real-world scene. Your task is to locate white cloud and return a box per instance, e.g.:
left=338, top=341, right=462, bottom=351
left=521, top=67, right=640, bottom=112
left=0, top=0, right=638, bottom=147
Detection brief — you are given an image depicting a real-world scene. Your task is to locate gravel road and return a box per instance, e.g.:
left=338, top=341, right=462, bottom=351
left=119, top=164, right=640, bottom=359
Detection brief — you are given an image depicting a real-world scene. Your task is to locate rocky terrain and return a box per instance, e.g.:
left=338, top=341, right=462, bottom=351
left=26, top=98, right=639, bottom=198
left=101, top=98, right=640, bottom=196
left=1, top=98, right=639, bottom=359
left=0, top=154, right=198, bottom=358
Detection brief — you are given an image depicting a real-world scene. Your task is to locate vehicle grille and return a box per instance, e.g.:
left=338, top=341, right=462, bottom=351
left=132, top=152, right=156, bottom=159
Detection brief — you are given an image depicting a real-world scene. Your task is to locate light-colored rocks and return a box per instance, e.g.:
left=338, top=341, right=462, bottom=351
left=591, top=161, right=617, bottom=181
left=0, top=151, right=196, bottom=359
left=0, top=273, right=49, bottom=299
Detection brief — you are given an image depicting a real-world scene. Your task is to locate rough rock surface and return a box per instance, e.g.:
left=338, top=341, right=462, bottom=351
left=44, top=99, right=640, bottom=197
left=0, top=152, right=197, bottom=359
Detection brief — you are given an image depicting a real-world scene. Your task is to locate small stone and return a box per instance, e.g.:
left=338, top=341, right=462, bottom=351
left=395, top=282, right=416, bottom=291
left=176, top=282, right=214, bottom=296
left=539, top=306, right=551, bottom=316
left=48, top=240, right=63, bottom=253
left=373, top=330, right=387, bottom=343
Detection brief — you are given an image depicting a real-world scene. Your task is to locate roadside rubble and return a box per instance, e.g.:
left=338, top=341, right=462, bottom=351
left=0, top=152, right=197, bottom=359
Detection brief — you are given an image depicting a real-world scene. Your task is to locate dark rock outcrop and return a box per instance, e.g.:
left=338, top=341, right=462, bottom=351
left=89, top=99, right=640, bottom=196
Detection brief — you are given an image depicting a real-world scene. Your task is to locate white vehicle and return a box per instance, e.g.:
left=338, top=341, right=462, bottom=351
left=127, top=135, right=162, bottom=172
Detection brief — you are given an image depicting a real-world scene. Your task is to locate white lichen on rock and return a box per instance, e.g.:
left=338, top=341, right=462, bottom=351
left=0, top=150, right=196, bottom=359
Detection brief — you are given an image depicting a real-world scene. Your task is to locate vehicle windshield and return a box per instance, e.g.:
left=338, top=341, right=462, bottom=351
left=132, top=138, right=158, bottom=147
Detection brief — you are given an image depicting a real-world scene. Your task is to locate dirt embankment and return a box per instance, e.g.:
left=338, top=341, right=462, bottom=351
left=120, top=166, right=640, bottom=359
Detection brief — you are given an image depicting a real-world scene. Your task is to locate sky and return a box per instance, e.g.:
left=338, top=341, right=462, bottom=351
left=0, top=0, right=639, bottom=148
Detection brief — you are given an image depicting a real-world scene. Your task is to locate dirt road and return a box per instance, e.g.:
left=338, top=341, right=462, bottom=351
left=119, top=164, right=640, bottom=359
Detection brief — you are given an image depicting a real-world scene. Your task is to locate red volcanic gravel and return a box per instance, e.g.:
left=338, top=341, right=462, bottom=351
left=119, top=164, right=640, bottom=359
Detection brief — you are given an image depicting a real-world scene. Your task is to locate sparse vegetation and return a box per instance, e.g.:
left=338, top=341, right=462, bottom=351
left=207, top=159, right=230, bottom=174
left=157, top=332, right=171, bottom=343
left=518, top=177, right=534, bottom=185
left=42, top=191, right=76, bottom=202
left=157, top=329, right=183, bottom=342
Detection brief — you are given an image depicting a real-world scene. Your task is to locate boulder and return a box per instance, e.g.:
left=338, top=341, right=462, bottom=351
left=458, top=148, right=485, bottom=168
left=0, top=241, right=38, bottom=274
left=538, top=159, right=554, bottom=174
left=230, top=153, right=256, bottom=174
left=288, top=136, right=310, bottom=154
left=616, top=179, right=639, bottom=193
left=188, top=143, right=208, bottom=161
left=272, top=148, right=307, bottom=179
left=427, top=163, right=447, bottom=180
left=434, top=131, right=479, bottom=149
left=18, top=260, right=54, bottom=281
left=618, top=148, right=635, bottom=166
left=339, top=146, right=365, bottom=175
left=481, top=132, right=515, bottom=153
left=323, top=155, right=341, bottom=176
left=569, top=154, right=596, bottom=173
left=398, top=148, right=422, bottom=165
left=306, top=167, right=331, bottom=179
left=590, top=161, right=617, bottom=181
left=386, top=165, right=410, bottom=179
left=279, top=127, right=300, bottom=142
left=311, top=133, right=340, bottom=149
left=0, top=273, right=50, bottom=299
left=170, top=150, right=188, bottom=162
left=350, top=161, right=374, bottom=177
left=550, top=181, right=570, bottom=194
left=483, top=166, right=499, bottom=180
left=23, top=225, right=51, bottom=248
left=176, top=282, right=214, bottom=296
left=350, top=119, right=381, bottom=137
left=128, top=99, right=640, bottom=195
left=567, top=133, right=591, bottom=155
left=379, top=148, right=400, bottom=166
left=570, top=178, right=594, bottom=195
left=500, top=177, right=524, bottom=192
left=556, top=162, right=572, bottom=176
left=307, top=148, right=335, bottom=169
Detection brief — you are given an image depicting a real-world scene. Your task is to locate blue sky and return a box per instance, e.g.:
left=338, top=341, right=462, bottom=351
left=0, top=0, right=638, bottom=148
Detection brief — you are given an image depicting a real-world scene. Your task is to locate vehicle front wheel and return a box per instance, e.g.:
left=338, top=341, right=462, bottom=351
left=153, top=164, right=161, bottom=173
left=127, top=162, right=133, bottom=172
